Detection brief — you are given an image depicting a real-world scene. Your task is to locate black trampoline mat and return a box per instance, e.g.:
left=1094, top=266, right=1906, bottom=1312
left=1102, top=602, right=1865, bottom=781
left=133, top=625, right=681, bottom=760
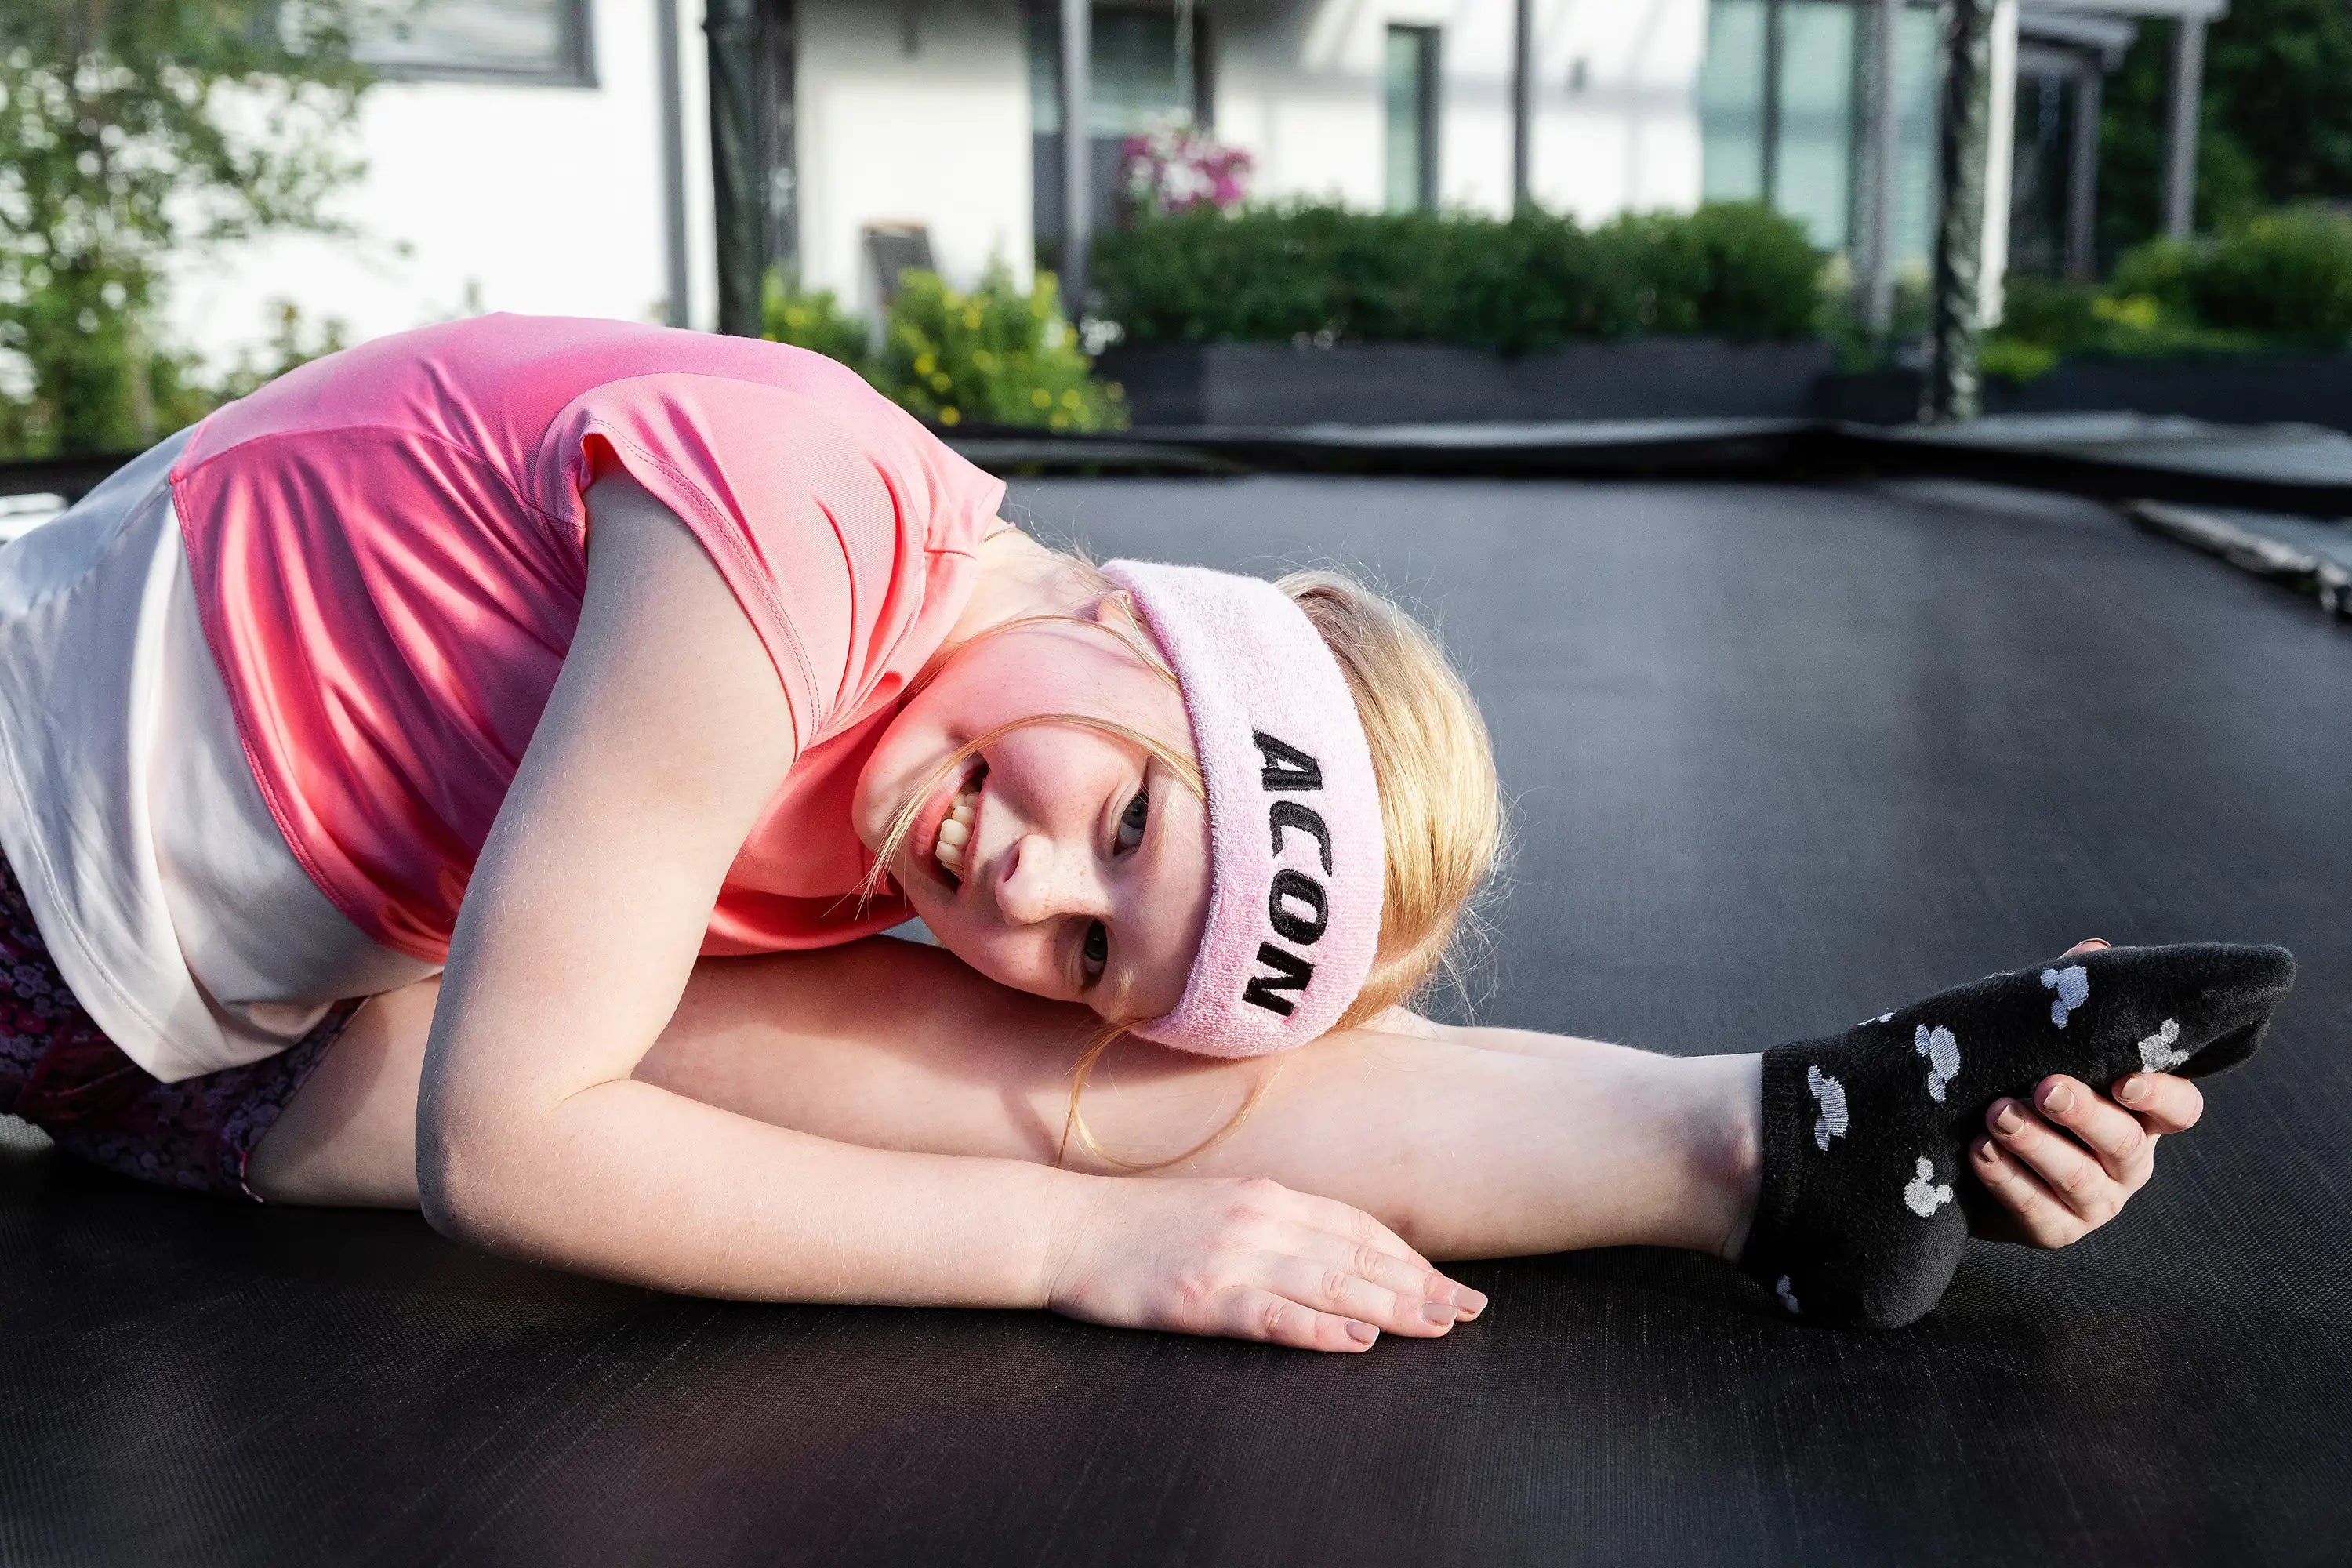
left=5, top=477, right=2348, bottom=1566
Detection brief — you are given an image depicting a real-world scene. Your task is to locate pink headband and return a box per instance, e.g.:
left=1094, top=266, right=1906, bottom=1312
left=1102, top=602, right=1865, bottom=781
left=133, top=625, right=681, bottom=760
left=1104, top=561, right=1384, bottom=1057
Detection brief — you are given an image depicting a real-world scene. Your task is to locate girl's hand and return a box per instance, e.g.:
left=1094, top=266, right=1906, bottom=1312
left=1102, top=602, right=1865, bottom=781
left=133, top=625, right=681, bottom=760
left=1965, top=938, right=2207, bottom=1249
left=1965, top=1068, right=2203, bottom=1247
left=1045, top=1175, right=1487, bottom=1352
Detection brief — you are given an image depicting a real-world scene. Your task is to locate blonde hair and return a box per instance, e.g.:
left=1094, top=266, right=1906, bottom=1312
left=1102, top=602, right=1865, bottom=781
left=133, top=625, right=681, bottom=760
left=866, top=550, right=1506, bottom=1171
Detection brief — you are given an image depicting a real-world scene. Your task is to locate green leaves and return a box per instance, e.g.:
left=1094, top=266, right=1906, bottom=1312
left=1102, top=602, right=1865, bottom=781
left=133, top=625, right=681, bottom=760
left=0, top=0, right=370, bottom=454
left=762, top=264, right=1127, bottom=433
left=1090, top=201, right=1825, bottom=351
left=1998, top=207, right=2352, bottom=368
left=874, top=265, right=1123, bottom=432
left=760, top=274, right=870, bottom=370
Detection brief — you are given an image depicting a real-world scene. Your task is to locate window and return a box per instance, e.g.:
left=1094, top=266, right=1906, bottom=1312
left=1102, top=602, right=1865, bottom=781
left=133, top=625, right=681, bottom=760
left=1029, top=7, right=1206, bottom=140
left=1028, top=5, right=1213, bottom=246
left=351, top=0, right=595, bottom=85
left=1384, top=25, right=1439, bottom=213
left=1698, top=0, right=1938, bottom=267
left=1699, top=0, right=1771, bottom=202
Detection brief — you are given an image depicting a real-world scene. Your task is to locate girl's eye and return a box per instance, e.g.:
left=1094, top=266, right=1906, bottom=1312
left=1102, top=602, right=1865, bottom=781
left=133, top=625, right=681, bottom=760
left=1116, top=788, right=1149, bottom=852
left=1082, top=920, right=1109, bottom=979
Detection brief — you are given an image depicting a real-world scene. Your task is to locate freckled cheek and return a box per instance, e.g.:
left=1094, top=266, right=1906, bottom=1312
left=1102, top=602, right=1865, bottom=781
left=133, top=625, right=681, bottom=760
left=922, top=915, right=1060, bottom=999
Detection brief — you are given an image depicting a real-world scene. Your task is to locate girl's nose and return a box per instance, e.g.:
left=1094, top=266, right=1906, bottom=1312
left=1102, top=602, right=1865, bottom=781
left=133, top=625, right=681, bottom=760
left=995, top=831, right=1100, bottom=927
left=994, top=832, right=1064, bottom=925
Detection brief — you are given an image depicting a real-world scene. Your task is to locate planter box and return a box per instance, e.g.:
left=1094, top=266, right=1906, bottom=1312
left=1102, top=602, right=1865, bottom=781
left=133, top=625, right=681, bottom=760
left=1098, top=339, right=1838, bottom=427
left=1821, top=351, right=2352, bottom=433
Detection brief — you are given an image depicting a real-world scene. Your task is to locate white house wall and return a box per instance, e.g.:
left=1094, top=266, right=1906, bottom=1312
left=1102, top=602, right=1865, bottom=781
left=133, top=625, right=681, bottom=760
left=793, top=2, right=1034, bottom=310
left=162, top=0, right=717, bottom=373
left=1213, top=0, right=1704, bottom=220
left=1529, top=0, right=1708, bottom=221
left=152, top=0, right=2013, bottom=366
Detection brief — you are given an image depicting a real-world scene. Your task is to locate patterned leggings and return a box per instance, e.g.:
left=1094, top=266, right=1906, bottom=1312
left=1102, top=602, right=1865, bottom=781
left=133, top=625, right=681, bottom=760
left=0, top=855, right=355, bottom=1200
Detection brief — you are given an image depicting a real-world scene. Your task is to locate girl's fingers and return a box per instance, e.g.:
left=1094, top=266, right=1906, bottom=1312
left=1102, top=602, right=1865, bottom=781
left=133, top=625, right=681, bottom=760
left=1294, top=1227, right=1487, bottom=1319
left=1286, top=1188, right=1436, bottom=1274
left=2113, top=1070, right=2204, bottom=1134
left=1971, top=1137, right=2085, bottom=1247
left=1217, top=1287, right=1379, bottom=1352
left=2029, top=1074, right=2155, bottom=1185
left=1984, top=1091, right=2127, bottom=1224
left=1259, top=1252, right=1457, bottom=1338
left=2060, top=938, right=2114, bottom=959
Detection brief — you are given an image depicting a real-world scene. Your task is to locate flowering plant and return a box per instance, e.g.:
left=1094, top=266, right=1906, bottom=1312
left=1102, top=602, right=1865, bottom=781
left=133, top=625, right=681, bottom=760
left=877, top=264, right=1125, bottom=432
left=1118, top=119, right=1252, bottom=220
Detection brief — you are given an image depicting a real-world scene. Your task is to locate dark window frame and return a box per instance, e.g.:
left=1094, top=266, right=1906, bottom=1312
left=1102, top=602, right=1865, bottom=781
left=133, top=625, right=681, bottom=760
left=352, top=0, right=599, bottom=88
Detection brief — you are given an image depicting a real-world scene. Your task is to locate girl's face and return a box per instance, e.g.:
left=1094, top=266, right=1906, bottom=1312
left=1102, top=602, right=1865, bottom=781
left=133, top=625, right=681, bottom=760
left=853, top=604, right=1211, bottom=1024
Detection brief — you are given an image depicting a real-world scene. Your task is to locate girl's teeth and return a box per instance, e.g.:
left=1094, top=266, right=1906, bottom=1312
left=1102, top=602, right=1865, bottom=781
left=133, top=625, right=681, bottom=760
left=935, top=768, right=982, bottom=877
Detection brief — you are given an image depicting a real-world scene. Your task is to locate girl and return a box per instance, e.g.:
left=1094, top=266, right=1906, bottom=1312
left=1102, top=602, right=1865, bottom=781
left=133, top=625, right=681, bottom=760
left=0, top=315, right=2289, bottom=1342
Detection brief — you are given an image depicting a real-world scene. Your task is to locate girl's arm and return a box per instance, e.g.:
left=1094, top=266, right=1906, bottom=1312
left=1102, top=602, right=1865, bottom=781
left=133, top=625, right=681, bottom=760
left=415, top=476, right=1475, bottom=1347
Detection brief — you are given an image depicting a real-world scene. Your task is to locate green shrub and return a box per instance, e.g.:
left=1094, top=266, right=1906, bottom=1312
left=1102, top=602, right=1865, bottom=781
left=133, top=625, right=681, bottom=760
left=2096, top=211, right=2352, bottom=347
left=876, top=265, right=1125, bottom=431
left=1995, top=270, right=2269, bottom=358
left=0, top=292, right=347, bottom=459
left=2188, top=208, right=2352, bottom=343
left=0, top=0, right=371, bottom=457
left=1671, top=200, right=1827, bottom=339
left=760, top=275, right=873, bottom=374
left=2107, top=238, right=2201, bottom=318
left=1091, top=201, right=1823, bottom=350
left=2004, top=211, right=2352, bottom=359
left=1976, top=336, right=2060, bottom=383
left=1996, top=275, right=2107, bottom=351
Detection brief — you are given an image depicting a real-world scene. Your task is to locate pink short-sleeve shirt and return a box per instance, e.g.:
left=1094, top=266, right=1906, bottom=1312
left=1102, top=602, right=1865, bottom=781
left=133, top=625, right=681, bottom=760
left=170, top=314, right=1004, bottom=963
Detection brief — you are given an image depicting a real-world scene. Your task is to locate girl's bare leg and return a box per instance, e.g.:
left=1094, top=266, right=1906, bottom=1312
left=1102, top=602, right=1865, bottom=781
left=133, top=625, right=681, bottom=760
left=252, top=937, right=1761, bottom=1261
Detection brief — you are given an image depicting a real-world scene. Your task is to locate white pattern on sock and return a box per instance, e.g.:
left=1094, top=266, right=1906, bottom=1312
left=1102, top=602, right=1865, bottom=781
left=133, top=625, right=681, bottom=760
left=1904, top=1156, right=1955, bottom=1217
left=1776, top=1275, right=1801, bottom=1315
left=1914, top=1024, right=1961, bottom=1102
left=1808, top=1064, right=1849, bottom=1151
left=2138, top=1018, right=2188, bottom=1073
left=2041, top=964, right=2089, bottom=1029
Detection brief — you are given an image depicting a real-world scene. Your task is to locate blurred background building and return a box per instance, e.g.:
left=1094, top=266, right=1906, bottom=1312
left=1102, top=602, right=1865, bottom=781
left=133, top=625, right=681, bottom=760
left=160, top=0, right=2225, bottom=369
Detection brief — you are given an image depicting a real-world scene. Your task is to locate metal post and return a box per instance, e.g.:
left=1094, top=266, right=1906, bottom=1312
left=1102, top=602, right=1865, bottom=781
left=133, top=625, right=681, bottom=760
left=706, top=0, right=764, bottom=337
left=1862, top=0, right=1900, bottom=336
left=1058, top=0, right=1091, bottom=318
left=2163, top=14, right=2205, bottom=239
left=1512, top=0, right=1533, bottom=212
left=656, top=0, right=690, bottom=327
left=1760, top=0, right=1784, bottom=205
left=1927, top=0, right=1993, bottom=423
left=2067, top=67, right=2100, bottom=280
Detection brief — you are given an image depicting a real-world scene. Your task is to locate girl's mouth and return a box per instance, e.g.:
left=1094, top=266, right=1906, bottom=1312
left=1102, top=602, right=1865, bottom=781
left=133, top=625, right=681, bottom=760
left=920, top=762, right=986, bottom=890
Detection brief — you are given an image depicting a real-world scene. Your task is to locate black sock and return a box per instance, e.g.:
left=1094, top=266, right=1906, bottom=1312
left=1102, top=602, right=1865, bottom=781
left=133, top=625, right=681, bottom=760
left=1736, top=942, right=2295, bottom=1328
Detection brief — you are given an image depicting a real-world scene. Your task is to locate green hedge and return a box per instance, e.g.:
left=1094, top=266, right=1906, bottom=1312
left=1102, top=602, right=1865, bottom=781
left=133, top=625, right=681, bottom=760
left=763, top=263, right=1126, bottom=431
left=2114, top=208, right=2352, bottom=344
left=1987, top=206, right=2352, bottom=378
left=1091, top=201, right=1825, bottom=351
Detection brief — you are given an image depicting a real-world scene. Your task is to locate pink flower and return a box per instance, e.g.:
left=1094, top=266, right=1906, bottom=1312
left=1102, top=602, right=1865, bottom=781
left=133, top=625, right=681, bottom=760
left=1119, top=118, right=1253, bottom=220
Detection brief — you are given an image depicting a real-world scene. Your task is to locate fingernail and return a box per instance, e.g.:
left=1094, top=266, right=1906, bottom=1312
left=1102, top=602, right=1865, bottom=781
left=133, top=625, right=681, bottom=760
left=1975, top=1138, right=1998, bottom=1163
left=1422, top=1301, right=1457, bottom=1326
left=1348, top=1321, right=1377, bottom=1345
left=2041, top=1082, right=2075, bottom=1115
left=1457, top=1288, right=1490, bottom=1316
left=2119, top=1075, right=2150, bottom=1103
left=1995, top=1102, right=2025, bottom=1134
